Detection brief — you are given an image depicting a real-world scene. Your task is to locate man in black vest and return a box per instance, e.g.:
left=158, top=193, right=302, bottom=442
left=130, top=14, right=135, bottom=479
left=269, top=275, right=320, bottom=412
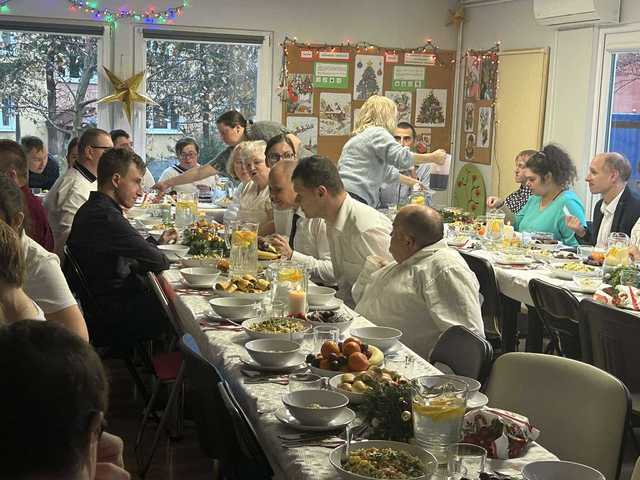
left=566, top=152, right=640, bottom=246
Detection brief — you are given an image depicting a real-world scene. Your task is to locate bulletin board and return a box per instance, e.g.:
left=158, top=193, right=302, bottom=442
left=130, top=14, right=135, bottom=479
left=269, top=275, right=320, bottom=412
left=280, top=39, right=457, bottom=163
left=458, top=46, right=499, bottom=166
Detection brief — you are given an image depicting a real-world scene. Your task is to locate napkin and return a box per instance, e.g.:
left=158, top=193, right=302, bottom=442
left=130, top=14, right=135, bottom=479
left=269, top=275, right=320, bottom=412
left=461, top=407, right=540, bottom=459
left=594, top=285, right=640, bottom=310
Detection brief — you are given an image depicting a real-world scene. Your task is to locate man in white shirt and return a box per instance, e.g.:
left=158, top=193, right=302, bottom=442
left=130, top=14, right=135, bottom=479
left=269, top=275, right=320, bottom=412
left=292, top=156, right=392, bottom=306
left=267, top=160, right=335, bottom=286
left=110, top=129, right=155, bottom=190
left=45, top=128, right=113, bottom=259
left=566, top=153, right=640, bottom=247
left=353, top=205, right=484, bottom=359
left=158, top=138, right=218, bottom=194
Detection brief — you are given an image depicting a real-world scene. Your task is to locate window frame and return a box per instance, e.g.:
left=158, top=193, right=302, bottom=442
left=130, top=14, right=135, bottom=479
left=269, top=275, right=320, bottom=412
left=132, top=24, right=273, bottom=160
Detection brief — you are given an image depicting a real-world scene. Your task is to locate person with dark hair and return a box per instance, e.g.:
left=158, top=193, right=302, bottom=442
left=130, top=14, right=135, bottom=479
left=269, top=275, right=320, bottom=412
left=66, top=136, right=80, bottom=169
left=153, top=110, right=308, bottom=193
left=292, top=155, right=392, bottom=306
left=68, top=148, right=175, bottom=347
left=0, top=175, right=88, bottom=340
left=565, top=152, right=640, bottom=247
left=110, top=128, right=156, bottom=190
left=265, top=133, right=297, bottom=168
left=502, top=144, right=586, bottom=246
left=353, top=205, right=484, bottom=358
left=158, top=137, right=217, bottom=194
left=486, top=149, right=537, bottom=213
left=22, top=135, right=60, bottom=190
left=0, top=219, right=44, bottom=322
left=0, top=320, right=130, bottom=479
left=0, top=139, right=54, bottom=251
left=45, top=128, right=113, bottom=259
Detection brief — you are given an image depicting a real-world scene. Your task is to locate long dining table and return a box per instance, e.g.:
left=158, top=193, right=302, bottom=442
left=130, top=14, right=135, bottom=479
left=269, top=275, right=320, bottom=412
left=162, top=267, right=557, bottom=479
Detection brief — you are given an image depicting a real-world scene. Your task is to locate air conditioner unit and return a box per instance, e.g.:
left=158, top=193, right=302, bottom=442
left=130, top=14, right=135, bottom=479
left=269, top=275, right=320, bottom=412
left=534, top=0, right=620, bottom=27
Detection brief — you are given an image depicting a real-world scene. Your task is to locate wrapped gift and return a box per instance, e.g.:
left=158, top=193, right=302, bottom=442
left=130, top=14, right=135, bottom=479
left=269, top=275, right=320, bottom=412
left=461, top=407, right=540, bottom=459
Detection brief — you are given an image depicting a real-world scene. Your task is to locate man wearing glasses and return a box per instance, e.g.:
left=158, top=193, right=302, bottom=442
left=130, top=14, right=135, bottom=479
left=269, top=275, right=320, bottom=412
left=158, top=137, right=218, bottom=195
left=44, top=128, right=113, bottom=259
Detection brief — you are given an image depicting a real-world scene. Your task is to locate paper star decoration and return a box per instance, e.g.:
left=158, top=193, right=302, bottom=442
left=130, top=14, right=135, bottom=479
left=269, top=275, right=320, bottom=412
left=447, top=4, right=465, bottom=28
left=97, top=67, right=158, bottom=124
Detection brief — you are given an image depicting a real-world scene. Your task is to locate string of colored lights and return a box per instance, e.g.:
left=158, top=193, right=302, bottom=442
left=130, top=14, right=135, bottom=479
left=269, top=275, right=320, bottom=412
left=0, top=0, right=11, bottom=14
left=66, top=0, right=189, bottom=24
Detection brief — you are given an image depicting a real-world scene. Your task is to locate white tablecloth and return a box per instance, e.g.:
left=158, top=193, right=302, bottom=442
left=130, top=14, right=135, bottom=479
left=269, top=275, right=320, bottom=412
left=163, top=269, right=557, bottom=479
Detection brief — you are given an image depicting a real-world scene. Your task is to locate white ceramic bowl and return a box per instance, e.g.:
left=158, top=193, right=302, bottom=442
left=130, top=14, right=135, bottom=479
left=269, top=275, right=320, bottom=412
left=209, top=297, right=259, bottom=320
left=434, top=374, right=481, bottom=396
left=158, top=244, right=190, bottom=257
left=329, top=374, right=366, bottom=405
left=306, top=310, right=353, bottom=333
left=282, top=389, right=348, bottom=426
left=242, top=317, right=312, bottom=340
left=329, top=440, right=437, bottom=480
left=137, top=216, right=161, bottom=227
left=181, top=256, right=220, bottom=268
left=550, top=264, right=601, bottom=280
left=244, top=338, right=300, bottom=367
left=180, top=267, right=220, bottom=286
left=307, top=285, right=337, bottom=306
left=350, top=326, right=402, bottom=352
left=523, top=461, right=605, bottom=480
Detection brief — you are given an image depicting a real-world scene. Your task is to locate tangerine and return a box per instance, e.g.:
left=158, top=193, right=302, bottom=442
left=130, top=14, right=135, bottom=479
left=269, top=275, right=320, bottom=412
left=342, top=341, right=361, bottom=356
left=343, top=337, right=361, bottom=346
left=321, top=340, right=340, bottom=359
left=347, top=352, right=369, bottom=372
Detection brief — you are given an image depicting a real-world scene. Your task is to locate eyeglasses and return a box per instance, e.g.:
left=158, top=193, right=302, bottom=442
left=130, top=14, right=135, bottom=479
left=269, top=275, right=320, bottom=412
left=91, top=145, right=111, bottom=150
left=267, top=151, right=295, bottom=162
left=180, top=151, right=198, bottom=158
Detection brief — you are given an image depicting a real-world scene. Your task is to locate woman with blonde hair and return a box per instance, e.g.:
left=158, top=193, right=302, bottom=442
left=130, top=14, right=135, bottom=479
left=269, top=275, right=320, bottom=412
left=235, top=140, right=274, bottom=235
left=338, top=95, right=447, bottom=206
left=222, top=144, right=251, bottom=225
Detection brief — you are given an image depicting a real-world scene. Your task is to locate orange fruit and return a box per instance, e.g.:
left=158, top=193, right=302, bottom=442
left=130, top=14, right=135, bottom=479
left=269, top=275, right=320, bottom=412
left=321, top=341, right=340, bottom=359
left=347, top=352, right=369, bottom=372
left=343, top=337, right=361, bottom=346
left=342, top=341, right=361, bottom=356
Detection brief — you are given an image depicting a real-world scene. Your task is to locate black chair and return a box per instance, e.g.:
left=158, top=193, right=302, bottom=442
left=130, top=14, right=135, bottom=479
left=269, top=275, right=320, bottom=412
left=460, top=252, right=502, bottom=351
left=179, top=334, right=273, bottom=480
left=429, top=325, right=493, bottom=384
left=528, top=278, right=580, bottom=359
left=63, top=245, right=151, bottom=404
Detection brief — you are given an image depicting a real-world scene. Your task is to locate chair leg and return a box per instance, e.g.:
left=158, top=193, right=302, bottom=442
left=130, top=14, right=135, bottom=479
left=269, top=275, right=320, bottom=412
left=135, top=380, right=163, bottom=452
left=139, top=363, right=186, bottom=478
left=123, top=355, right=151, bottom=405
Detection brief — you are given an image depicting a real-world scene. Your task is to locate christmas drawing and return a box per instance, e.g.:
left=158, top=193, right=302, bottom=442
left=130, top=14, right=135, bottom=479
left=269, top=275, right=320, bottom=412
left=464, top=55, right=481, bottom=99
left=286, top=116, right=318, bottom=153
left=354, top=55, right=384, bottom=100
left=480, top=57, right=497, bottom=101
left=464, top=133, right=475, bottom=161
left=385, top=91, right=412, bottom=123
left=464, top=103, right=475, bottom=132
left=477, top=107, right=492, bottom=148
left=286, top=73, right=314, bottom=114
left=415, top=129, right=431, bottom=154
left=319, top=92, right=351, bottom=136
left=415, top=89, right=447, bottom=128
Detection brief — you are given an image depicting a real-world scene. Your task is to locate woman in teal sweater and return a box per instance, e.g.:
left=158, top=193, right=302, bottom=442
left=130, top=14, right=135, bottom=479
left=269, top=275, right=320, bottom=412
left=509, top=145, right=586, bottom=246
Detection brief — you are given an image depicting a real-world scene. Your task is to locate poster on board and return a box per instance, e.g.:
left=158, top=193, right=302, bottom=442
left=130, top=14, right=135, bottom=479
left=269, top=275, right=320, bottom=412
left=385, top=91, right=412, bottom=123
left=415, top=88, right=447, bottom=128
left=390, top=66, right=425, bottom=91
left=477, top=107, right=492, bottom=148
left=353, top=55, right=384, bottom=100
left=414, top=127, right=432, bottom=154
left=286, top=73, right=314, bottom=114
left=313, top=62, right=349, bottom=89
left=464, top=133, right=476, bottom=161
left=464, top=103, right=475, bottom=133
left=319, top=92, right=352, bottom=136
left=286, top=116, right=318, bottom=154
left=464, top=55, right=481, bottom=99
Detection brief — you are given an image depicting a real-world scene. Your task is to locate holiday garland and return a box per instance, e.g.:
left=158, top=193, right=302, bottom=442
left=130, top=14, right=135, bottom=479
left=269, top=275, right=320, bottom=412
left=0, top=0, right=11, bottom=14
left=66, top=0, right=189, bottom=24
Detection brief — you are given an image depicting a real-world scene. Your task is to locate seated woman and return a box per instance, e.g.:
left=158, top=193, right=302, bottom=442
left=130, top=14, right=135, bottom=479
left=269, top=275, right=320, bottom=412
left=505, top=145, right=586, bottom=247
left=0, top=220, right=44, bottom=323
left=265, top=133, right=297, bottom=167
left=235, top=140, right=274, bottom=235
left=159, top=137, right=218, bottom=194
left=486, top=149, right=537, bottom=213
left=222, top=144, right=252, bottom=226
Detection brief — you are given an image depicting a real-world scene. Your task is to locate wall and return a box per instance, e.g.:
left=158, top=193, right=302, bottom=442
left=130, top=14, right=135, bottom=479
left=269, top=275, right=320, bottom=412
left=458, top=0, right=640, bottom=210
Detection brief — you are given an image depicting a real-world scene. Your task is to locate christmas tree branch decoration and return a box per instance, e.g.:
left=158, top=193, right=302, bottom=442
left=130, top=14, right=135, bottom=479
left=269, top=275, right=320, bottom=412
left=67, top=0, right=189, bottom=25
left=447, top=3, right=465, bottom=28
left=97, top=67, right=158, bottom=125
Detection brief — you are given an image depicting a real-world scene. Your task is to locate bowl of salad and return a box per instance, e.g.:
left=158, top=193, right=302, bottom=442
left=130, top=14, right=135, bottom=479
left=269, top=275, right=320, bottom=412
left=330, top=440, right=437, bottom=480
left=242, top=316, right=312, bottom=340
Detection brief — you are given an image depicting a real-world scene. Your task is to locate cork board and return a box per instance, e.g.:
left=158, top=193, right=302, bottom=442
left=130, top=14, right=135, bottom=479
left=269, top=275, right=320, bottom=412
left=282, top=44, right=456, bottom=163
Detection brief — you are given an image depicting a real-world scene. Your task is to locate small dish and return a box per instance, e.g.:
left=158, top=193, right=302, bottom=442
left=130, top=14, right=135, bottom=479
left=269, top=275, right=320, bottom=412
left=180, top=267, right=220, bottom=287
left=240, top=354, right=306, bottom=373
left=307, top=297, right=343, bottom=311
left=282, top=389, right=349, bottom=426
left=350, top=326, right=402, bottom=352
left=209, top=297, right=259, bottom=320
left=307, top=285, right=337, bottom=306
left=467, top=391, right=489, bottom=410
left=329, top=374, right=366, bottom=405
left=158, top=244, right=190, bottom=258
left=274, top=406, right=355, bottom=432
left=244, top=339, right=300, bottom=368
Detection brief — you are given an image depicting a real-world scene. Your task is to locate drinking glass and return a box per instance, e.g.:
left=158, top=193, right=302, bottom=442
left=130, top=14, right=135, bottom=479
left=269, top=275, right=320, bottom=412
left=313, top=325, right=339, bottom=353
left=175, top=191, right=197, bottom=230
left=485, top=210, right=505, bottom=242
left=273, top=207, right=295, bottom=237
left=412, top=376, right=469, bottom=463
left=384, top=353, right=415, bottom=377
left=448, top=443, right=487, bottom=480
left=270, top=261, right=308, bottom=315
left=225, top=221, right=259, bottom=277
left=288, top=373, right=323, bottom=392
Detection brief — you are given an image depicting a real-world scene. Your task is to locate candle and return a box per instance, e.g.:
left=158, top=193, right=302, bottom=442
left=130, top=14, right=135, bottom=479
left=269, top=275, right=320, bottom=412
left=503, top=224, right=514, bottom=241
left=288, top=289, right=307, bottom=315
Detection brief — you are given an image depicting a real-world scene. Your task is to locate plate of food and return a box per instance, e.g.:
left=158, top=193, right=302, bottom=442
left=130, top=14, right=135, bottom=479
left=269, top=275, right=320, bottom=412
left=305, top=309, right=353, bottom=332
left=494, top=254, right=534, bottom=266
left=565, top=276, right=607, bottom=294
left=243, top=316, right=312, bottom=340
left=213, top=275, right=271, bottom=299
left=329, top=367, right=407, bottom=405
left=258, top=238, right=281, bottom=261
left=548, top=261, right=601, bottom=280
left=447, top=235, right=471, bottom=248
left=306, top=337, right=384, bottom=377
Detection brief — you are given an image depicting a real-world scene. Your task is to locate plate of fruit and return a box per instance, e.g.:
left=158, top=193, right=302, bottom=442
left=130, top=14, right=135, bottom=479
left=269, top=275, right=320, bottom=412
left=305, top=337, right=384, bottom=377
left=329, top=367, right=408, bottom=404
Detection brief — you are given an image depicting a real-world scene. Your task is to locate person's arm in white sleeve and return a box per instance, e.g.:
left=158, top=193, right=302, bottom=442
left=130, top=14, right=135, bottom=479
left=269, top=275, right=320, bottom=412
left=290, top=220, right=335, bottom=285
left=54, top=188, right=89, bottom=257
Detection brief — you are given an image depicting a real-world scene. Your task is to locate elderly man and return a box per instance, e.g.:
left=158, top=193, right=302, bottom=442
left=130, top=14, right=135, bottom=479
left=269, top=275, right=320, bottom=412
left=292, top=155, right=392, bottom=306
left=68, top=148, right=175, bottom=347
left=268, top=160, right=335, bottom=285
left=45, top=128, right=113, bottom=258
left=353, top=205, right=484, bottom=359
left=566, top=152, right=640, bottom=247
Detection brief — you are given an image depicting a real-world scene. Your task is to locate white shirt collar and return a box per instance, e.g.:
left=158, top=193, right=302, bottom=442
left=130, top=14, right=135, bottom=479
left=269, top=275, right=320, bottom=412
left=330, top=194, right=352, bottom=232
left=601, top=187, right=625, bottom=216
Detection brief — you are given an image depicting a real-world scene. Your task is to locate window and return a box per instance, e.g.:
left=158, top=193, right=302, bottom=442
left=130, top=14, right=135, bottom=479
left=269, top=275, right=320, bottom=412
left=140, top=29, right=265, bottom=179
left=0, top=23, right=103, bottom=162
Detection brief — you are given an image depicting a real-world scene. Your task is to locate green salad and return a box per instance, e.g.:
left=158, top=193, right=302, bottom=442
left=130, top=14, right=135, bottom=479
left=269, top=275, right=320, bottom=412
left=343, top=447, right=425, bottom=479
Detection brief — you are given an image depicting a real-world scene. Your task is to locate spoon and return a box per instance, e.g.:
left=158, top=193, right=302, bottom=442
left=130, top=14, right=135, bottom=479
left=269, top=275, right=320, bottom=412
left=341, top=423, right=352, bottom=466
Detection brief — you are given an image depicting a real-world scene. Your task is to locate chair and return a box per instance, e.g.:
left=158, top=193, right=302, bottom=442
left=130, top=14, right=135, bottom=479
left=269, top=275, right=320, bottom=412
left=147, top=272, right=185, bottom=341
left=528, top=278, right=581, bottom=359
left=459, top=252, right=502, bottom=351
left=428, top=325, right=493, bottom=384
left=485, top=352, right=629, bottom=480
left=632, top=457, right=640, bottom=480
left=63, top=245, right=151, bottom=403
left=179, top=334, right=273, bottom=479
